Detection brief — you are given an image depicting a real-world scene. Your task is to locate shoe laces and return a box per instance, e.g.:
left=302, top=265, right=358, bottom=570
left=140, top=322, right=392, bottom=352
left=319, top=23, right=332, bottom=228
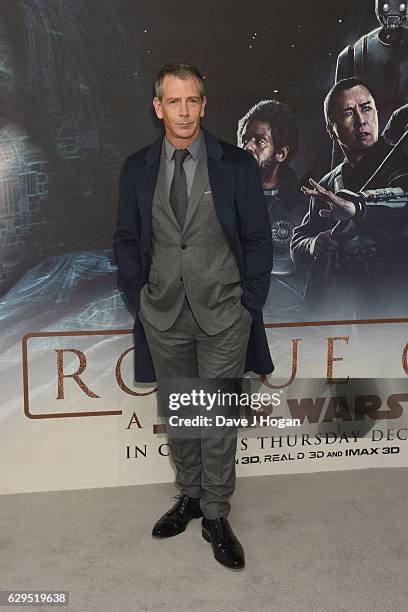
left=215, top=519, right=226, bottom=539
left=212, top=518, right=228, bottom=541
left=171, top=494, right=189, bottom=514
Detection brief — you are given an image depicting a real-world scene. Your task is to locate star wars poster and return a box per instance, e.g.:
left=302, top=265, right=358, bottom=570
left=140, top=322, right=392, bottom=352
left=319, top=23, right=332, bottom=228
left=1, top=0, right=407, bottom=494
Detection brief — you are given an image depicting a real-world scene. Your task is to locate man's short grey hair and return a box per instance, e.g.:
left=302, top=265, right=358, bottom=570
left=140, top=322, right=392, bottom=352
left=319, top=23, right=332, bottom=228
left=154, top=62, right=205, bottom=100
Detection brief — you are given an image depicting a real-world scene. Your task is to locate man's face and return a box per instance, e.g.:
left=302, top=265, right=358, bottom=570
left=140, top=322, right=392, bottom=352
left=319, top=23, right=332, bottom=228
left=242, top=120, right=277, bottom=171
left=328, top=85, right=379, bottom=158
left=153, top=75, right=206, bottom=144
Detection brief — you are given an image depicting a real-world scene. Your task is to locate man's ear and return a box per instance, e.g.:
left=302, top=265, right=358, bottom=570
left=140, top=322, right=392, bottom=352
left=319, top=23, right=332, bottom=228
left=153, top=97, right=163, bottom=120
left=200, top=96, right=207, bottom=118
left=276, top=146, right=289, bottom=164
left=326, top=122, right=335, bottom=140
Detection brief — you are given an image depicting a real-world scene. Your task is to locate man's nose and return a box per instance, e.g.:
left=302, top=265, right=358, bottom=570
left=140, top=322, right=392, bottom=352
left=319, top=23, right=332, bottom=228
left=354, top=110, right=366, bottom=126
left=244, top=140, right=256, bottom=153
left=179, top=101, right=189, bottom=116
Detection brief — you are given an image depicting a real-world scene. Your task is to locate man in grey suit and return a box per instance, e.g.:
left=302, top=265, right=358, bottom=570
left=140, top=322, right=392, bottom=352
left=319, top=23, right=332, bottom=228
left=115, top=63, right=273, bottom=569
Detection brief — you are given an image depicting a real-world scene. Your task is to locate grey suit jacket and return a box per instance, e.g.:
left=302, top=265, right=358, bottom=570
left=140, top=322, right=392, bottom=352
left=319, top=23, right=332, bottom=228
left=114, top=129, right=274, bottom=382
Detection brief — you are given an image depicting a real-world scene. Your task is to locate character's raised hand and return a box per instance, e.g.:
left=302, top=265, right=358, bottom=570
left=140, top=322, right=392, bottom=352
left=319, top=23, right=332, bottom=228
left=302, top=178, right=356, bottom=221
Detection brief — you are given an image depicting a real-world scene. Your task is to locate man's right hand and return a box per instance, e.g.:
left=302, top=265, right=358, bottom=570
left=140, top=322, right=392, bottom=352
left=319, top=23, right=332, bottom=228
left=312, top=230, right=338, bottom=258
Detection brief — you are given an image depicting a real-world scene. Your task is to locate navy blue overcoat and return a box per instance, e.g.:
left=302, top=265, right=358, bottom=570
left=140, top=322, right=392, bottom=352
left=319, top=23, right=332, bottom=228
left=114, top=130, right=274, bottom=382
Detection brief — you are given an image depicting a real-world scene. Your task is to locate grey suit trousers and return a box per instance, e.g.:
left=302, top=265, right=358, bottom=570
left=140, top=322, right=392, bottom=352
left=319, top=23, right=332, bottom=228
left=140, top=298, right=252, bottom=519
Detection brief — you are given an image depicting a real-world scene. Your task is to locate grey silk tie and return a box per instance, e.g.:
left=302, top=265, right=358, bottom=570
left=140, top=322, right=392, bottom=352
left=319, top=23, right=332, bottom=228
left=170, top=149, right=189, bottom=228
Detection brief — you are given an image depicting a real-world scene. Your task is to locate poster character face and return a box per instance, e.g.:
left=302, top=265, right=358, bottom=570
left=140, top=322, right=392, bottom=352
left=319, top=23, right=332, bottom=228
left=241, top=120, right=277, bottom=171
left=153, top=75, right=206, bottom=144
left=327, top=85, right=379, bottom=158
left=375, top=0, right=407, bottom=29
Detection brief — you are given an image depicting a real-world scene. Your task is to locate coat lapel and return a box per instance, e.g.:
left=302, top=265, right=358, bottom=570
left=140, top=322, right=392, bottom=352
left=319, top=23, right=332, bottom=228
left=205, top=131, right=236, bottom=243
left=135, top=136, right=162, bottom=245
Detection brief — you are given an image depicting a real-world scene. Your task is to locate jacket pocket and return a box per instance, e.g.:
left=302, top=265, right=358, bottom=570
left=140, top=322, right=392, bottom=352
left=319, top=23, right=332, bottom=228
left=217, top=267, right=241, bottom=284
left=148, top=269, right=159, bottom=285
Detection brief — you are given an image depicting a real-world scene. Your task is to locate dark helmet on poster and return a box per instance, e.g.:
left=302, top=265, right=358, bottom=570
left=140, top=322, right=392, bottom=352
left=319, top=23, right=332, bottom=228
left=375, top=0, right=408, bottom=30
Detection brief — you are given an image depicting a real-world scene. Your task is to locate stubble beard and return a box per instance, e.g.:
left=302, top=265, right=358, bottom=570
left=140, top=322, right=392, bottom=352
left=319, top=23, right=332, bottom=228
left=259, top=154, right=278, bottom=183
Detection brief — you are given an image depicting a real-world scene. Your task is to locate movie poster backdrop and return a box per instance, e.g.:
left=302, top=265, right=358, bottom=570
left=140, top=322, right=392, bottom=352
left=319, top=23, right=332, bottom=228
left=1, top=0, right=408, bottom=494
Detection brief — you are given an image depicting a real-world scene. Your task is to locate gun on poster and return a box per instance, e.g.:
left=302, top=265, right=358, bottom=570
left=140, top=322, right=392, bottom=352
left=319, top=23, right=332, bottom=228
left=303, top=127, right=408, bottom=301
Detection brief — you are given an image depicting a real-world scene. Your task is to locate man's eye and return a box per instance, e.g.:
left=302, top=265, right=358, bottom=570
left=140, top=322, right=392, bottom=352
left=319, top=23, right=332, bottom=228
left=168, top=100, right=177, bottom=105
left=189, top=99, right=198, bottom=104
left=362, top=106, right=372, bottom=112
left=256, top=138, right=266, bottom=145
left=343, top=111, right=353, bottom=117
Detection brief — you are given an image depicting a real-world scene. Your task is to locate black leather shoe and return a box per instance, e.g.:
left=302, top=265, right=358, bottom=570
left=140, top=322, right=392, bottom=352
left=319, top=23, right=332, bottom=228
left=202, top=517, right=245, bottom=568
left=152, top=495, right=202, bottom=537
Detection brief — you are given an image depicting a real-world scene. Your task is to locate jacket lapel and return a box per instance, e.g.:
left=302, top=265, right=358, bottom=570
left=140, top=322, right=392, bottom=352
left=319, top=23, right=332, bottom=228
left=155, top=146, right=181, bottom=229
left=182, top=139, right=209, bottom=232
left=135, top=130, right=236, bottom=246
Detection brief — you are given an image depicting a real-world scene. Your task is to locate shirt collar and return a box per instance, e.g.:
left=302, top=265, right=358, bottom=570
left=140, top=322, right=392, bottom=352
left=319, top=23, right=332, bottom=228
left=164, top=129, right=203, bottom=162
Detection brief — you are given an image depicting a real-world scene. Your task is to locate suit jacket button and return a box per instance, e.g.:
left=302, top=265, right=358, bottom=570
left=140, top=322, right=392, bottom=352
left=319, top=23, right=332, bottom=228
left=180, top=276, right=183, bottom=282
left=181, top=244, right=187, bottom=250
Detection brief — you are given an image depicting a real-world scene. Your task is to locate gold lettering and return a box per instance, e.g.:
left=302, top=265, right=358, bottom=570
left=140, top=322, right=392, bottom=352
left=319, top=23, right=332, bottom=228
left=323, top=396, right=352, bottom=422
left=115, top=347, right=157, bottom=396
left=402, top=343, right=408, bottom=375
left=55, top=349, right=100, bottom=399
left=261, top=338, right=301, bottom=389
left=326, top=337, right=349, bottom=384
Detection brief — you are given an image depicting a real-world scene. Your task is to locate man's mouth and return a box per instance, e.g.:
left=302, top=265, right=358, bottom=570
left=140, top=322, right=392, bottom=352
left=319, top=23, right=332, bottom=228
left=356, top=131, right=370, bottom=140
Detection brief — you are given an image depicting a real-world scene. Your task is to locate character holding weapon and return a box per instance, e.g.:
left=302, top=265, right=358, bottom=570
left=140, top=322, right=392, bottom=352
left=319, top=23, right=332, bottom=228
left=291, top=78, right=408, bottom=319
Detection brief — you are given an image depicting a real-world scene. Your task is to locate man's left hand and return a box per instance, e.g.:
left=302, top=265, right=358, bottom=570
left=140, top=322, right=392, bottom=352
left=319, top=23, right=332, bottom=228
left=302, top=178, right=356, bottom=221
